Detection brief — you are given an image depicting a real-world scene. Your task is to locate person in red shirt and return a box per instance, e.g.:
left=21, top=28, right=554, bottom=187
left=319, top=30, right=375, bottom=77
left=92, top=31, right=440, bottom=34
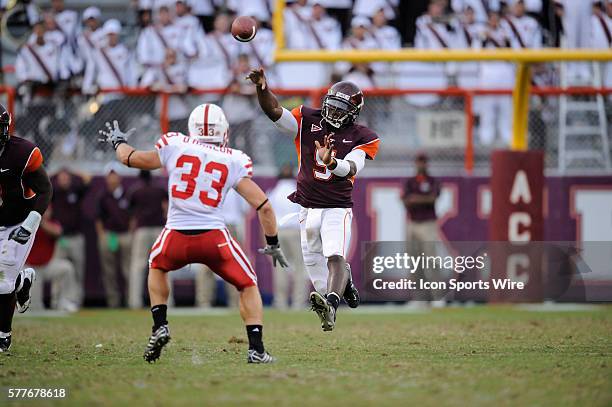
left=26, top=206, right=79, bottom=312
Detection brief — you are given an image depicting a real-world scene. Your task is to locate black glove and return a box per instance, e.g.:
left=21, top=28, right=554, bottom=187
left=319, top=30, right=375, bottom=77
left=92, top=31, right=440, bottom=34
left=258, top=244, right=289, bottom=268
left=98, top=120, right=135, bottom=150
left=9, top=226, right=31, bottom=245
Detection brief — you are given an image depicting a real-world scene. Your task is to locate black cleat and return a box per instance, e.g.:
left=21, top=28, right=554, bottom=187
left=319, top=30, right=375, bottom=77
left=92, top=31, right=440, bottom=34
left=143, top=325, right=171, bottom=363
left=342, top=264, right=360, bottom=308
left=247, top=349, right=276, bottom=364
left=0, top=335, right=11, bottom=353
left=310, top=292, right=336, bottom=332
left=16, top=268, right=36, bottom=313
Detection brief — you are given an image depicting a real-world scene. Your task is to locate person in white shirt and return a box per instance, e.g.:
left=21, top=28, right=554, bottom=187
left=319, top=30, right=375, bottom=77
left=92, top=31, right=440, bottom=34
left=137, top=6, right=181, bottom=71
left=16, top=20, right=68, bottom=157
left=268, top=165, right=308, bottom=310
left=140, top=48, right=190, bottom=132
left=369, top=8, right=402, bottom=86
left=278, top=0, right=338, bottom=88
left=50, top=0, right=78, bottom=45
left=501, top=0, right=542, bottom=49
left=591, top=0, right=612, bottom=89
left=184, top=13, right=239, bottom=92
left=478, top=11, right=514, bottom=146
left=99, top=103, right=287, bottom=363
left=314, top=0, right=353, bottom=35
left=82, top=20, right=136, bottom=142
left=399, top=0, right=451, bottom=106
left=454, top=6, right=486, bottom=88
left=72, top=7, right=106, bottom=76
left=336, top=16, right=379, bottom=88
left=175, top=0, right=203, bottom=39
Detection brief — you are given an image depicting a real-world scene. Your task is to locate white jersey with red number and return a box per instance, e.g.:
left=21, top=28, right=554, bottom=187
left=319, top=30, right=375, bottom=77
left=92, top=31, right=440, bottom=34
left=155, top=132, right=253, bottom=230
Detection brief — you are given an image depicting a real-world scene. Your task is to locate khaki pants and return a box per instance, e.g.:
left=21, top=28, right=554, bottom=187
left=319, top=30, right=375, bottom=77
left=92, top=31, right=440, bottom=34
left=128, top=226, right=162, bottom=309
left=406, top=220, right=440, bottom=301
left=99, top=232, right=132, bottom=308
left=54, top=234, right=85, bottom=305
left=194, top=224, right=240, bottom=308
left=273, top=228, right=309, bottom=309
left=28, top=257, right=79, bottom=311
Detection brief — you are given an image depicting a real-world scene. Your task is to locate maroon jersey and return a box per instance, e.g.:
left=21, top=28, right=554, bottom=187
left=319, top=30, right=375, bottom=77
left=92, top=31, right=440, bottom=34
left=0, top=136, right=44, bottom=226
left=288, top=106, right=380, bottom=208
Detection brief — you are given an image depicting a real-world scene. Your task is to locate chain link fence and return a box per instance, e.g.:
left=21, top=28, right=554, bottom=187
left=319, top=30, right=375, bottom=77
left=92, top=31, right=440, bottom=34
left=1, top=87, right=610, bottom=175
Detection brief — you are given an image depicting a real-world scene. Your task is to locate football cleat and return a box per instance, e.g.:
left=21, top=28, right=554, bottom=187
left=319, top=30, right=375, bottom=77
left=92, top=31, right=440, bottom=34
left=247, top=349, right=276, bottom=364
left=310, top=291, right=336, bottom=332
left=0, top=335, right=11, bottom=353
left=343, top=264, right=360, bottom=309
left=16, top=268, right=36, bottom=313
left=143, top=325, right=171, bottom=363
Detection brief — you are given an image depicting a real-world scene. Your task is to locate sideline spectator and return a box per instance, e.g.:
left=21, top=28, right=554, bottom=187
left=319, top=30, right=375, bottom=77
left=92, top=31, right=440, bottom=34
left=402, top=153, right=441, bottom=303
left=268, top=165, right=307, bottom=310
left=51, top=168, right=91, bottom=306
left=96, top=165, right=132, bottom=308
left=72, top=7, right=106, bottom=76
left=26, top=206, right=79, bottom=313
left=127, top=170, right=167, bottom=309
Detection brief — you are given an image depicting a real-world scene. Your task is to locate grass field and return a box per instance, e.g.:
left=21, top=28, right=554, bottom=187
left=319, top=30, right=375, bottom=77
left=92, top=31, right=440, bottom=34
left=2, top=305, right=611, bottom=406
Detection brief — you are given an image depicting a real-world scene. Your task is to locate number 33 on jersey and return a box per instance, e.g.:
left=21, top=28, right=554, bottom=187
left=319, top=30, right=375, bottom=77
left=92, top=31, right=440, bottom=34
left=155, top=132, right=253, bottom=230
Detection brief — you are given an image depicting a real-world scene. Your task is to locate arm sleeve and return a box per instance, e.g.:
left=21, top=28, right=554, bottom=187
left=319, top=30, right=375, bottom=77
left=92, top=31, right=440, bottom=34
left=352, top=137, right=380, bottom=160
left=232, top=152, right=254, bottom=188
left=273, top=106, right=301, bottom=138
left=154, top=133, right=173, bottom=166
left=344, top=149, right=366, bottom=175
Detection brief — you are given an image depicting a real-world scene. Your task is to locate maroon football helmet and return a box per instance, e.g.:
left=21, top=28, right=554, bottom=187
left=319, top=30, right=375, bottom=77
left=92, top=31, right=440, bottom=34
left=321, top=81, right=364, bottom=128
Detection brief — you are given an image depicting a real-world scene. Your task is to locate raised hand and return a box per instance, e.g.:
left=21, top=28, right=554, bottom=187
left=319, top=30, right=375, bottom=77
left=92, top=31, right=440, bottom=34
left=98, top=120, right=136, bottom=150
left=314, top=134, right=335, bottom=166
left=246, top=68, right=267, bottom=89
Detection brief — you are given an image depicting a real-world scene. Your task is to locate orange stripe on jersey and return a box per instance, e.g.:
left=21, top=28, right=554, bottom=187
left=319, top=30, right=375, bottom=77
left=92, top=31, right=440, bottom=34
left=353, top=139, right=380, bottom=160
left=160, top=134, right=169, bottom=146
left=292, top=106, right=303, bottom=169
left=24, top=147, right=43, bottom=173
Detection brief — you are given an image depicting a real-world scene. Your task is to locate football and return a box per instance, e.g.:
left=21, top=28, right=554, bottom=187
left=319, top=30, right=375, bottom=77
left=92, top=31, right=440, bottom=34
left=231, top=16, right=257, bottom=42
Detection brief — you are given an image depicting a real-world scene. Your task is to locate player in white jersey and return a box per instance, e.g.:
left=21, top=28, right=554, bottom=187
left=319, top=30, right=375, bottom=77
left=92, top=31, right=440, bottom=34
left=99, top=104, right=288, bottom=364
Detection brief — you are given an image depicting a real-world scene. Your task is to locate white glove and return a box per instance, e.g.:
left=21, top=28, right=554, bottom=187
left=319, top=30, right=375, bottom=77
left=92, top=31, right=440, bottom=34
left=98, top=120, right=135, bottom=150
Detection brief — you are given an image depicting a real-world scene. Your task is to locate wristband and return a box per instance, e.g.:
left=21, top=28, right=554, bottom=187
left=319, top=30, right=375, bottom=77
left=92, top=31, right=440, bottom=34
left=113, top=140, right=127, bottom=150
left=256, top=198, right=269, bottom=211
left=22, top=211, right=42, bottom=233
left=265, top=235, right=279, bottom=246
left=329, top=158, right=350, bottom=177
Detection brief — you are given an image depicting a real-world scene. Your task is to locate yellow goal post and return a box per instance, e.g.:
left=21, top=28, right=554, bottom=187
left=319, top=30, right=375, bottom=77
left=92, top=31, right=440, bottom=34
left=271, top=0, right=612, bottom=151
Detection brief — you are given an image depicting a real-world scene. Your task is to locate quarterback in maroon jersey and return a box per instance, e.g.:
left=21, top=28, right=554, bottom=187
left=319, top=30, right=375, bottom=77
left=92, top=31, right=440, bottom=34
left=0, top=103, right=53, bottom=352
left=248, top=68, right=380, bottom=331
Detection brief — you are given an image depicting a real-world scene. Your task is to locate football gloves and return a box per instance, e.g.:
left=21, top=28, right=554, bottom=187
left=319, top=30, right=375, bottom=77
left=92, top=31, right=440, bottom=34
left=98, top=120, right=135, bottom=150
left=258, top=244, right=289, bottom=268
left=9, top=226, right=31, bottom=245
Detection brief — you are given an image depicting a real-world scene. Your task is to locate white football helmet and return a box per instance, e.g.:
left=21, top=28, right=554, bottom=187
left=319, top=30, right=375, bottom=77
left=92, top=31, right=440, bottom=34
left=188, top=103, right=229, bottom=146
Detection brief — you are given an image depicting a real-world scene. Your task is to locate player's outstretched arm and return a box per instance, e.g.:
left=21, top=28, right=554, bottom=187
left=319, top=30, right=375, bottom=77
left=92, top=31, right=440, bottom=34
left=99, top=121, right=162, bottom=170
left=246, top=68, right=283, bottom=122
left=235, top=177, right=289, bottom=268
